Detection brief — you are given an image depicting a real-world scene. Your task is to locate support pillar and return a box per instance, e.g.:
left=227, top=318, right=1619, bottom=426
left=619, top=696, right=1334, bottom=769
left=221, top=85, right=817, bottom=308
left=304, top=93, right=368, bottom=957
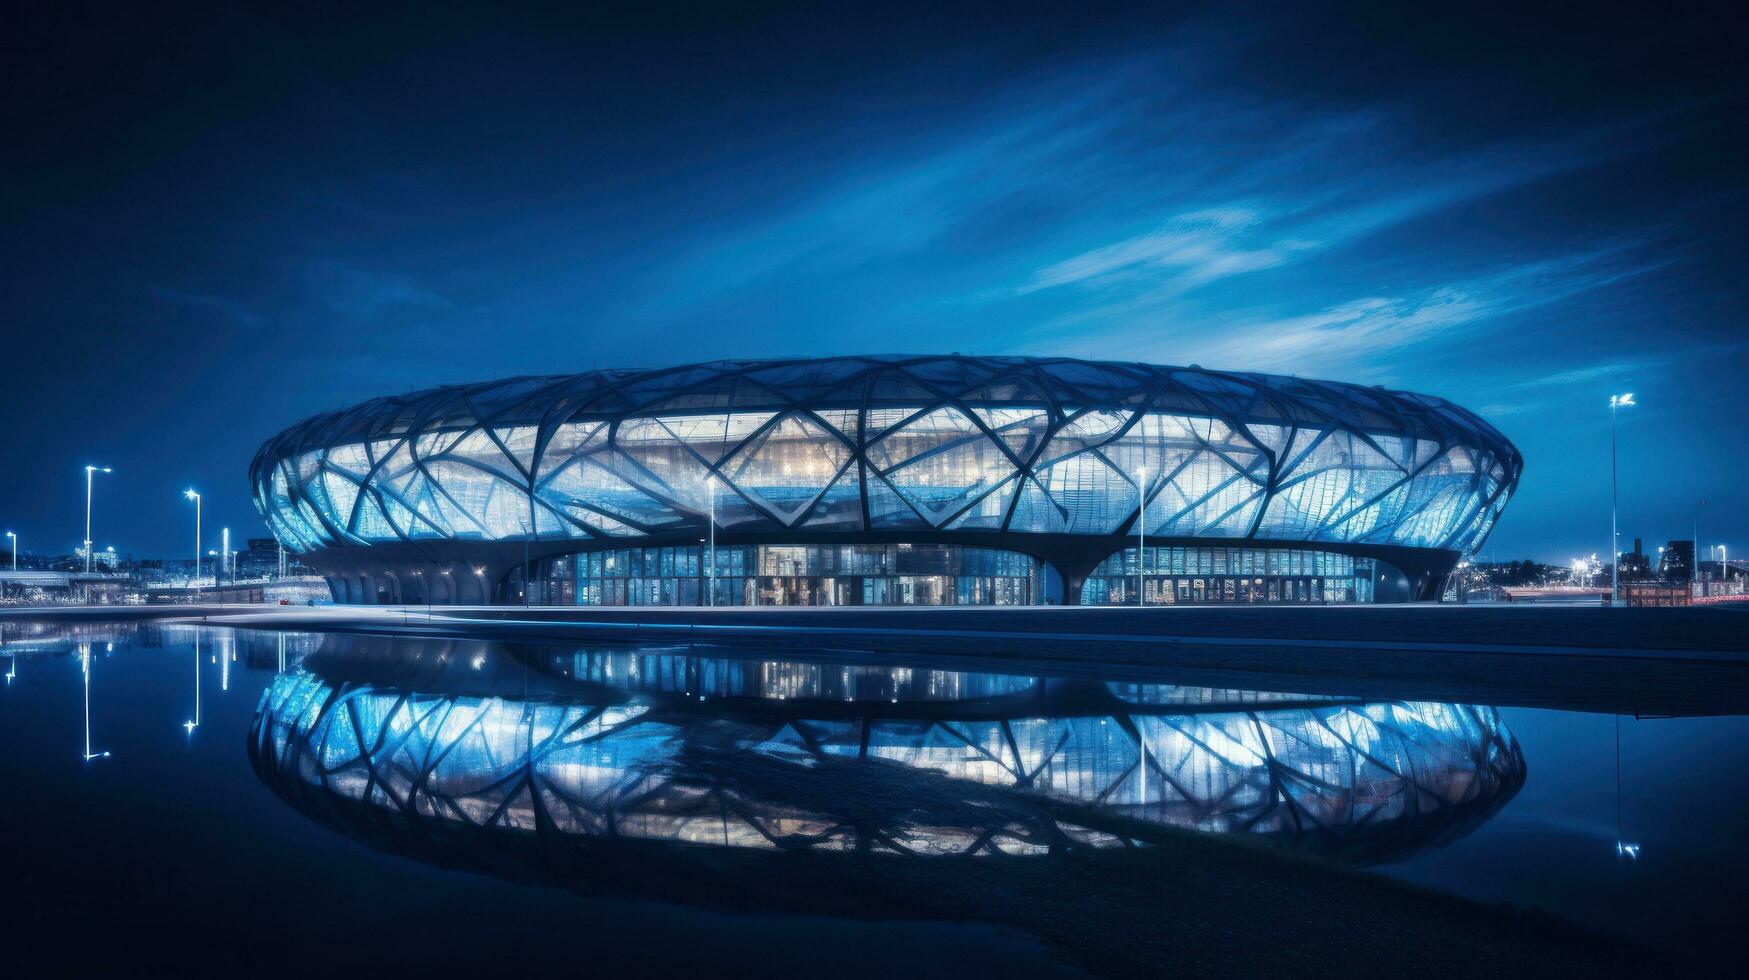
left=1047, top=558, right=1106, bottom=607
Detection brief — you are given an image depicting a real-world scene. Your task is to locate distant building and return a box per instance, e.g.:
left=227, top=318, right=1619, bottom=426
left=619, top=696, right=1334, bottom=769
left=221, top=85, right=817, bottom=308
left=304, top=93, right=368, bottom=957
left=0, top=570, right=129, bottom=604
left=1618, top=538, right=1652, bottom=581
left=1660, top=540, right=1694, bottom=581
left=235, top=537, right=311, bottom=580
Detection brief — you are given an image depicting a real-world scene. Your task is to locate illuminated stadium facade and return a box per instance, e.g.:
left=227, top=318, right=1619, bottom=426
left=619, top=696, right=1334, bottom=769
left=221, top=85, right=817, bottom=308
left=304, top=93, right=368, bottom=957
left=249, top=355, right=1520, bottom=606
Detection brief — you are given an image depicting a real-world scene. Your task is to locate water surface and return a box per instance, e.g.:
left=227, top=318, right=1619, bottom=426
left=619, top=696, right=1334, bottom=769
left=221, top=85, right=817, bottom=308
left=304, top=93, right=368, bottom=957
left=2, top=620, right=1742, bottom=974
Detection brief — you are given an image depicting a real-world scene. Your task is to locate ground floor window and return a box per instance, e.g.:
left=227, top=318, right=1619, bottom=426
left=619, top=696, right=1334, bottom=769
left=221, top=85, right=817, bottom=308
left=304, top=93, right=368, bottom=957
left=1080, top=546, right=1377, bottom=605
left=530, top=543, right=1042, bottom=607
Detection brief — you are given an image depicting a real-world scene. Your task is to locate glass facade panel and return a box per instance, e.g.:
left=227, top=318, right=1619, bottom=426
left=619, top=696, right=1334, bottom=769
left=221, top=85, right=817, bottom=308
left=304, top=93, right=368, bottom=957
left=534, top=543, right=1041, bottom=607
left=722, top=413, right=850, bottom=522
left=1080, top=546, right=1376, bottom=605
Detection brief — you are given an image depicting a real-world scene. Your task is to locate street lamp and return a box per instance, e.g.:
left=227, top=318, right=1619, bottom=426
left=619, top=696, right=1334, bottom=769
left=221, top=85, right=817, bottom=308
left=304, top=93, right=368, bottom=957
left=1607, top=393, right=1635, bottom=606
left=1135, top=465, right=1148, bottom=606
left=84, top=465, right=112, bottom=574
left=5, top=530, right=15, bottom=571
left=706, top=474, right=718, bottom=607
left=184, top=489, right=201, bottom=592
left=1694, top=500, right=1707, bottom=596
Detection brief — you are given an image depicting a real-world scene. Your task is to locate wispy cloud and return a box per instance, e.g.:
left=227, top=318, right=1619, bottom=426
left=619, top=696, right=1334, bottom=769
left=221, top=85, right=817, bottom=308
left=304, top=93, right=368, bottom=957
left=1064, top=245, right=1669, bottom=381
left=1021, top=207, right=1311, bottom=295
left=631, top=99, right=1119, bottom=316
left=1504, top=360, right=1651, bottom=391
left=1479, top=341, right=1746, bottom=418
left=149, top=286, right=265, bottom=330
left=304, top=260, right=451, bottom=319
left=624, top=34, right=1653, bottom=347
left=1012, top=129, right=1619, bottom=328
left=1161, top=286, right=1490, bottom=376
left=1474, top=402, right=1541, bottom=419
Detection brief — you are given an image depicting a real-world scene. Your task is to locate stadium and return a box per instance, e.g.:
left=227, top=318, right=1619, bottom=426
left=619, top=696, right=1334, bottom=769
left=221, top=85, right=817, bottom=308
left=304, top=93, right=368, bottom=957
left=248, top=355, right=1520, bottom=606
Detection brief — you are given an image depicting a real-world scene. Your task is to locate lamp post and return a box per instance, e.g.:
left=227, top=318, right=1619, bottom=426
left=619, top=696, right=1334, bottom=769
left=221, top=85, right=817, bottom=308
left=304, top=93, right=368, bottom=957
left=706, top=474, right=717, bottom=607
left=1608, top=393, right=1635, bottom=606
left=1694, top=500, right=1707, bottom=597
left=1135, top=465, right=1148, bottom=606
left=84, top=465, right=111, bottom=574
left=184, top=489, right=201, bottom=593
left=5, top=530, right=15, bottom=570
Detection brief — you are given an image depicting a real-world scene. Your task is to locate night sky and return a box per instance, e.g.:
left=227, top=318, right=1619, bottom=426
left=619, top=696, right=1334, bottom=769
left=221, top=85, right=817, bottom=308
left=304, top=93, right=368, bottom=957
left=3, top=2, right=1743, bottom=562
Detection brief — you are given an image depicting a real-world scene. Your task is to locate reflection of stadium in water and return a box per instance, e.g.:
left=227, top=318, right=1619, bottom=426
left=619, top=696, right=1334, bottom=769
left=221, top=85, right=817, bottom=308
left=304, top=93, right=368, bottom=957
left=249, top=639, right=1524, bottom=867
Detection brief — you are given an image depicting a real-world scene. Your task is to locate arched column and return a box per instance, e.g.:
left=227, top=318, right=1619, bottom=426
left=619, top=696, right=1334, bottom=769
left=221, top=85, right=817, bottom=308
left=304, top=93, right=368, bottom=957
left=434, top=565, right=460, bottom=604
left=457, top=566, right=485, bottom=605
left=380, top=570, right=403, bottom=605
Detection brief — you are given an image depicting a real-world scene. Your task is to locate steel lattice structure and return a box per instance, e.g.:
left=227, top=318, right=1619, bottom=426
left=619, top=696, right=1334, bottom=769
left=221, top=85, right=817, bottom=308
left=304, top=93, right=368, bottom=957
left=249, top=652, right=1524, bottom=865
left=249, top=355, right=1520, bottom=602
